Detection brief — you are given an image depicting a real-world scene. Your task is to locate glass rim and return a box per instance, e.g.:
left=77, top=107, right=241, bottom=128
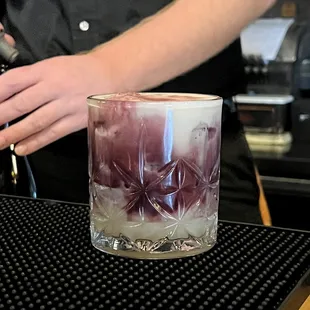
left=87, top=92, right=222, bottom=108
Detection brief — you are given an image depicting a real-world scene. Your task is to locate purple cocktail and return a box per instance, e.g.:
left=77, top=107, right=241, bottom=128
left=88, top=92, right=222, bottom=259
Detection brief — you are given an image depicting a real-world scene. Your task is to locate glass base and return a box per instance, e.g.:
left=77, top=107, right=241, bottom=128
left=91, top=226, right=217, bottom=259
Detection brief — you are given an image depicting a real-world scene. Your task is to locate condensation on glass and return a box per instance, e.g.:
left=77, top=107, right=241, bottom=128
left=87, top=92, right=222, bottom=259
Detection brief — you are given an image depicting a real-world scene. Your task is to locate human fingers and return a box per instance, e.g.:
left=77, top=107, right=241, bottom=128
left=0, top=82, right=56, bottom=125
left=14, top=114, right=87, bottom=155
left=4, top=34, right=15, bottom=46
left=0, top=65, right=39, bottom=102
left=0, top=23, right=16, bottom=47
left=0, top=98, right=70, bottom=150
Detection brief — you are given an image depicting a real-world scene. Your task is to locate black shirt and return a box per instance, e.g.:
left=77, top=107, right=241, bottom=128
left=1, top=1, right=260, bottom=223
left=2, top=1, right=173, bottom=62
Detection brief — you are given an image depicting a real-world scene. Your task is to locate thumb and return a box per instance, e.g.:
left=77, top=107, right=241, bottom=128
left=0, top=23, right=15, bottom=46
left=4, top=34, right=15, bottom=47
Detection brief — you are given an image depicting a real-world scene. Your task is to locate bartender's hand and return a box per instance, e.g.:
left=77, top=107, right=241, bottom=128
left=0, top=23, right=15, bottom=46
left=0, top=44, right=109, bottom=155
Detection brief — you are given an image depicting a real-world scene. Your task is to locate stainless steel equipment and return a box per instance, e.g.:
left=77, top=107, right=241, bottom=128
left=235, top=18, right=310, bottom=147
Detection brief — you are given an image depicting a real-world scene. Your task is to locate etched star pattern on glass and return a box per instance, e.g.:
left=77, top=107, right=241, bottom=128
left=88, top=92, right=222, bottom=259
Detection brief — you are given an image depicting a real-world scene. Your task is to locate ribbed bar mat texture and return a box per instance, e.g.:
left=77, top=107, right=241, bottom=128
left=0, top=196, right=309, bottom=310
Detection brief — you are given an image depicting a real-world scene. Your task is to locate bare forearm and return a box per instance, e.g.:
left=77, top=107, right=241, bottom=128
left=91, top=0, right=276, bottom=92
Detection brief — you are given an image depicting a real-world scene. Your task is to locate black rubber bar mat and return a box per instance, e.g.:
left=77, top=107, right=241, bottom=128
left=0, top=195, right=309, bottom=310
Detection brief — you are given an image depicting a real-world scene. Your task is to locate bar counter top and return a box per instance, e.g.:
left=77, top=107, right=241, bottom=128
left=0, top=195, right=309, bottom=310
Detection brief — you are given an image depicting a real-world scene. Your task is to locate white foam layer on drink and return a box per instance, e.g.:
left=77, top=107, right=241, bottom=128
left=90, top=92, right=222, bottom=157
left=127, top=93, right=222, bottom=157
left=89, top=92, right=221, bottom=104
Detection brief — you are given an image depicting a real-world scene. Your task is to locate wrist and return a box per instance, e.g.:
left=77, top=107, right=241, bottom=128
left=85, top=49, right=122, bottom=95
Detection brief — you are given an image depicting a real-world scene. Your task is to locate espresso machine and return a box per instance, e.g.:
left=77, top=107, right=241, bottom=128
left=234, top=18, right=310, bottom=152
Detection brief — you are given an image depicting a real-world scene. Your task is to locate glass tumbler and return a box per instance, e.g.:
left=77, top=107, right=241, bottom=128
left=88, top=92, right=222, bottom=259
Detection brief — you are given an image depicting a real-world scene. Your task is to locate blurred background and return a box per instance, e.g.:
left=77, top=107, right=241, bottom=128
left=236, top=0, right=310, bottom=231
left=264, top=0, right=309, bottom=21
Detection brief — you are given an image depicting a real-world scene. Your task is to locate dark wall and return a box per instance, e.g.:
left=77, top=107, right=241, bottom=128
left=264, top=0, right=310, bottom=21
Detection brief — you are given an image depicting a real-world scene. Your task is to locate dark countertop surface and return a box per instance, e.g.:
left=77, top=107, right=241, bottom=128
left=0, top=195, right=310, bottom=310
